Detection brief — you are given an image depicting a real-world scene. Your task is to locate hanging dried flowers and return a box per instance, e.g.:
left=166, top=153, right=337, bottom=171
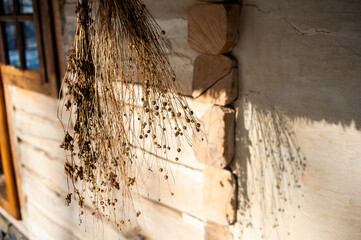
left=58, top=0, right=202, bottom=230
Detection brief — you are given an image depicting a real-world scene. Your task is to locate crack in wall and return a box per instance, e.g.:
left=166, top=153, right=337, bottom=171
left=244, top=3, right=281, bottom=14
left=284, top=19, right=338, bottom=36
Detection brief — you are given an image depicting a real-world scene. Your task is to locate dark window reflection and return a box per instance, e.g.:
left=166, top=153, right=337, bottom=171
left=4, top=21, right=20, bottom=67
left=19, top=0, right=33, bottom=14
left=0, top=0, right=13, bottom=15
left=23, top=21, right=39, bottom=70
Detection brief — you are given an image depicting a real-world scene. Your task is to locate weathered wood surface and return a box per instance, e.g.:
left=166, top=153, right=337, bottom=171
left=10, top=86, right=206, bottom=170
left=205, top=222, right=233, bottom=240
left=192, top=54, right=238, bottom=106
left=188, top=4, right=240, bottom=55
left=12, top=81, right=235, bottom=172
left=192, top=54, right=236, bottom=98
left=197, top=68, right=237, bottom=106
left=18, top=137, right=232, bottom=239
left=193, top=106, right=235, bottom=168
left=133, top=152, right=236, bottom=225
left=2, top=0, right=238, bottom=238
left=9, top=86, right=236, bottom=226
left=233, top=1, right=361, bottom=239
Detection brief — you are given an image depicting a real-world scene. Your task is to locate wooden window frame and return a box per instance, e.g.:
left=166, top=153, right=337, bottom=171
left=0, top=0, right=64, bottom=220
left=0, top=0, right=61, bottom=97
left=0, top=81, right=20, bottom=219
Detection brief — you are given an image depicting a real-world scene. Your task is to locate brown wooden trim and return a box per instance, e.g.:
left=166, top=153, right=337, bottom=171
left=51, top=0, right=66, bottom=79
left=31, top=0, right=47, bottom=87
left=0, top=74, right=20, bottom=220
left=0, top=15, right=34, bottom=22
left=37, top=0, right=59, bottom=97
left=13, top=0, right=20, bottom=14
left=2, top=81, right=26, bottom=217
left=0, top=23, right=7, bottom=63
left=0, top=64, right=52, bottom=96
left=15, top=21, right=26, bottom=69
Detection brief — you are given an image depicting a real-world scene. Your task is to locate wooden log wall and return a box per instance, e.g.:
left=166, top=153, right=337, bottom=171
left=2, top=1, right=359, bottom=240
left=0, top=0, right=241, bottom=239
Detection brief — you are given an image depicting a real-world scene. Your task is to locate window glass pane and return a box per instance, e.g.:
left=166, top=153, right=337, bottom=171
left=4, top=22, right=20, bottom=67
left=0, top=0, right=13, bottom=14
left=19, top=0, right=33, bottom=14
left=23, top=21, right=39, bottom=70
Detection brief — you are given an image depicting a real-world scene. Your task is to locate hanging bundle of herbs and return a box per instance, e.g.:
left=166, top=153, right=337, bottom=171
left=58, top=0, right=202, bottom=230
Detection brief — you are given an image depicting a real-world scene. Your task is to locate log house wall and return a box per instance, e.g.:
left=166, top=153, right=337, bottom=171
left=0, top=0, right=360, bottom=240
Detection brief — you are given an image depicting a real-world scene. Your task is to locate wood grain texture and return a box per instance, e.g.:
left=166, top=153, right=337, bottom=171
left=203, top=166, right=236, bottom=224
left=188, top=4, right=240, bottom=54
left=0, top=65, right=53, bottom=96
left=192, top=54, right=235, bottom=98
left=192, top=54, right=237, bottom=105
left=205, top=221, right=233, bottom=240
left=9, top=86, right=236, bottom=226
left=0, top=82, right=20, bottom=219
left=193, top=106, right=235, bottom=168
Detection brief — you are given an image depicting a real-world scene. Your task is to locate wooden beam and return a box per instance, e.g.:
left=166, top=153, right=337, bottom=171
left=193, top=106, right=235, bottom=168
left=0, top=64, right=52, bottom=96
left=188, top=4, right=240, bottom=54
left=205, top=221, right=233, bottom=240
left=0, top=15, right=33, bottom=22
left=203, top=166, right=236, bottom=224
left=192, top=54, right=237, bottom=106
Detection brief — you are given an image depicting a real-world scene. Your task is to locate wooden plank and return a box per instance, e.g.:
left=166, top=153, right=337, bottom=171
left=9, top=85, right=62, bottom=122
left=193, top=106, right=235, bottom=168
left=21, top=167, right=122, bottom=240
left=195, top=68, right=237, bottom=106
left=133, top=155, right=236, bottom=225
left=188, top=4, right=240, bottom=54
left=2, top=84, right=26, bottom=219
left=21, top=165, right=209, bottom=240
left=1, top=64, right=52, bottom=96
left=192, top=54, right=237, bottom=106
left=17, top=125, right=236, bottom=225
left=26, top=199, right=81, bottom=240
left=203, top=166, right=236, bottom=224
left=10, top=84, right=236, bottom=224
left=138, top=198, right=205, bottom=240
left=10, top=85, right=206, bottom=170
left=205, top=221, right=233, bottom=240
left=192, top=54, right=236, bottom=98
left=0, top=81, right=20, bottom=219
left=0, top=15, right=34, bottom=22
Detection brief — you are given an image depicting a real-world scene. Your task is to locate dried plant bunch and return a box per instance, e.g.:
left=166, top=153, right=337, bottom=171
left=58, top=0, right=202, bottom=230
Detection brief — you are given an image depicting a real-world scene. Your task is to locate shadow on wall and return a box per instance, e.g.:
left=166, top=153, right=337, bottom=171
left=236, top=0, right=361, bottom=129
left=231, top=1, right=361, bottom=239
left=233, top=94, right=306, bottom=239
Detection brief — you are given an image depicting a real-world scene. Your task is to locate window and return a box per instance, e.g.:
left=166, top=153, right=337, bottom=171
left=0, top=0, right=63, bottom=219
left=0, top=0, right=60, bottom=97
